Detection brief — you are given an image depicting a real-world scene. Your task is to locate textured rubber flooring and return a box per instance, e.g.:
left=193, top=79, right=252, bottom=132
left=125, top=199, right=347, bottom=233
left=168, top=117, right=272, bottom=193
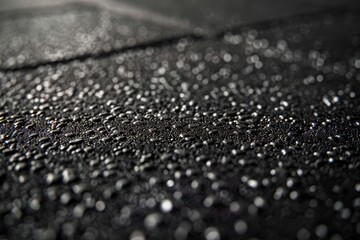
left=0, top=4, right=360, bottom=240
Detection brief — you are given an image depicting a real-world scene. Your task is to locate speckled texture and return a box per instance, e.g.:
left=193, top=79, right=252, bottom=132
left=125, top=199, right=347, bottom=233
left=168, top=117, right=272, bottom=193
left=0, top=8, right=360, bottom=240
left=0, top=4, right=190, bottom=70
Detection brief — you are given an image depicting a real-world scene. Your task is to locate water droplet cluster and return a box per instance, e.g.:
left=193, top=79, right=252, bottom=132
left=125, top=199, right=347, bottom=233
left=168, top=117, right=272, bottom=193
left=0, top=11, right=359, bottom=240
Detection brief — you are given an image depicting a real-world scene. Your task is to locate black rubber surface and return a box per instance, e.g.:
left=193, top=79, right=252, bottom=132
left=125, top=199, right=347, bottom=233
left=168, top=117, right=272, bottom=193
left=0, top=3, right=191, bottom=70
left=0, top=3, right=360, bottom=240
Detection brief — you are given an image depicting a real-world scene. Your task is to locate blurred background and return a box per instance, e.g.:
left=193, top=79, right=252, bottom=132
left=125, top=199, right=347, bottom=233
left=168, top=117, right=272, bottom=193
left=1, top=0, right=359, bottom=70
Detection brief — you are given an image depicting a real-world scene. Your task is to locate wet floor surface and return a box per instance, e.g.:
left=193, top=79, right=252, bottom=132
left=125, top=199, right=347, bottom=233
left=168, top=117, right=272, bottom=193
left=0, top=1, right=360, bottom=240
